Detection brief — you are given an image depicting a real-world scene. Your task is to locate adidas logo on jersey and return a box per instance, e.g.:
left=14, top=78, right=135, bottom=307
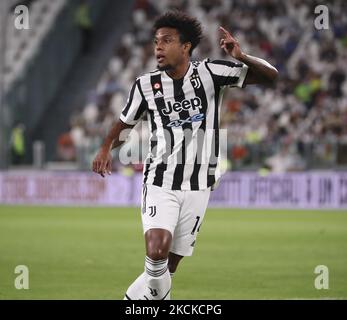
left=154, top=91, right=163, bottom=99
left=161, top=97, right=202, bottom=116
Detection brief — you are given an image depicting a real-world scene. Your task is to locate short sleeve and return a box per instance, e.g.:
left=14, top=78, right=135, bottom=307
left=205, top=59, right=248, bottom=88
left=119, top=79, right=148, bottom=125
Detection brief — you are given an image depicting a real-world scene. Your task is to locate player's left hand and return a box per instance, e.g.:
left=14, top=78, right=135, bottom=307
left=219, top=26, right=244, bottom=60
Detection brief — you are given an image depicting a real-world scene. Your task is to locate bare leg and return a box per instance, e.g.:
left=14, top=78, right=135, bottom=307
left=145, top=228, right=172, bottom=260
left=168, top=252, right=184, bottom=273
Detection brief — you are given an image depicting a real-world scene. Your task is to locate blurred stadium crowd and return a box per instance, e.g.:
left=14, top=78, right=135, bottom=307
left=60, top=0, right=347, bottom=171
left=56, top=0, right=347, bottom=172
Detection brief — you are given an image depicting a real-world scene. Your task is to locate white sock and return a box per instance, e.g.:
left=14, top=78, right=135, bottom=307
left=163, top=272, right=174, bottom=300
left=123, top=272, right=146, bottom=300
left=145, top=256, right=171, bottom=300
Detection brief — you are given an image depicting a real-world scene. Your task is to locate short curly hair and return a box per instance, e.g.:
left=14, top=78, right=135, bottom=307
left=153, top=11, right=203, bottom=56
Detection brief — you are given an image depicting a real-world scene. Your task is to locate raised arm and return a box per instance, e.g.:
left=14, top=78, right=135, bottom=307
left=219, top=26, right=278, bottom=85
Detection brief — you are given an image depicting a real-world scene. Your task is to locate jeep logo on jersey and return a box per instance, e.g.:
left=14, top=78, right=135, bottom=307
left=161, top=97, right=202, bottom=116
left=167, top=113, right=205, bottom=128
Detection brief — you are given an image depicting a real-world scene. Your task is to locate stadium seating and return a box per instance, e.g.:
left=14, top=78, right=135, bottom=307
left=4, top=0, right=67, bottom=89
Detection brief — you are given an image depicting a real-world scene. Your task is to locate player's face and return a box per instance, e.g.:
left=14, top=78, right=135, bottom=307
left=154, top=27, right=188, bottom=71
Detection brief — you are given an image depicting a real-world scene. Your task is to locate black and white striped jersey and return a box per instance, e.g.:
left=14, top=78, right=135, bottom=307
left=120, top=58, right=248, bottom=190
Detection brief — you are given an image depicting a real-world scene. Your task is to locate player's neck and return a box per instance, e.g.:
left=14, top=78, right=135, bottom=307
left=166, top=59, right=190, bottom=80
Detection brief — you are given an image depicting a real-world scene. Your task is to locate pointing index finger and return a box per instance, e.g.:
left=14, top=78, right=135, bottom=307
left=219, top=26, right=229, bottom=35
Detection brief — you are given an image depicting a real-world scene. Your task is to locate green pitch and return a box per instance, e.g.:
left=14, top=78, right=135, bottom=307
left=0, top=205, right=346, bottom=299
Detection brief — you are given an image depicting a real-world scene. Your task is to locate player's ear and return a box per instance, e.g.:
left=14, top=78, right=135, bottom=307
left=183, top=42, right=191, bottom=54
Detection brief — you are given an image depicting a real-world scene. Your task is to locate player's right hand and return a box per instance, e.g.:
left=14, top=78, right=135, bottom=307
left=92, top=149, right=112, bottom=178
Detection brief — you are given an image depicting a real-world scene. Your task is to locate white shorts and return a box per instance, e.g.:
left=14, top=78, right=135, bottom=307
left=141, top=184, right=211, bottom=257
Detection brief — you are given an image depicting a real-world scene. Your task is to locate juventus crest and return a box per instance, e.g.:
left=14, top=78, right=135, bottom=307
left=190, top=73, right=201, bottom=89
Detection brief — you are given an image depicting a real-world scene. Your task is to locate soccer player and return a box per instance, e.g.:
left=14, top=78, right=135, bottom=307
left=92, top=11, right=278, bottom=300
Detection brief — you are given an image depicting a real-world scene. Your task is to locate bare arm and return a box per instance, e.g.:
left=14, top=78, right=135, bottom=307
left=92, top=120, right=134, bottom=177
left=106, top=120, right=134, bottom=150
left=238, top=53, right=278, bottom=85
left=219, top=26, right=278, bottom=86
